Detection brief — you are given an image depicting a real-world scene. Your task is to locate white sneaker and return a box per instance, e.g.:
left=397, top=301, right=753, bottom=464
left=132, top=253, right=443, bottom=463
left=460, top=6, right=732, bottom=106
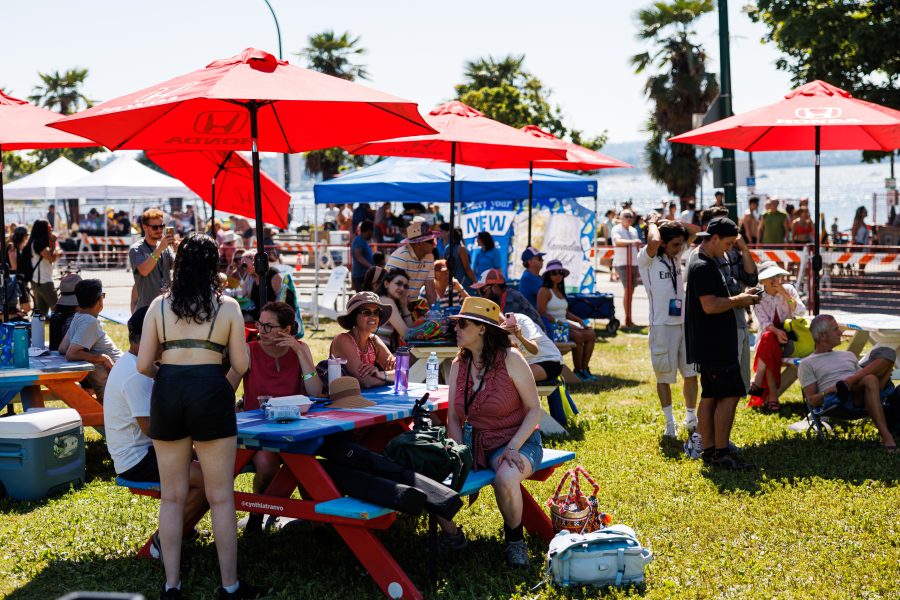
left=683, top=416, right=698, bottom=434
left=683, top=432, right=703, bottom=459
left=664, top=422, right=678, bottom=438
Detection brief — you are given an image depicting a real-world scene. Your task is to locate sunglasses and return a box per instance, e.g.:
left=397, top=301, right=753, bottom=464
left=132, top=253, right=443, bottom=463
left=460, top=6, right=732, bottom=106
left=255, top=321, right=281, bottom=333
left=456, top=318, right=472, bottom=330
left=357, top=308, right=380, bottom=317
left=146, top=224, right=165, bottom=230
left=549, top=270, right=564, bottom=276
left=478, top=286, right=492, bottom=296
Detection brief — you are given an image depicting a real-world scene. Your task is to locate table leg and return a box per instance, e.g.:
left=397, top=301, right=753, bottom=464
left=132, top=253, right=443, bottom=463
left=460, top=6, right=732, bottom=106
left=520, top=484, right=554, bottom=543
left=42, top=380, right=103, bottom=426
left=283, top=453, right=424, bottom=600
left=20, top=385, right=45, bottom=410
left=847, top=330, right=870, bottom=357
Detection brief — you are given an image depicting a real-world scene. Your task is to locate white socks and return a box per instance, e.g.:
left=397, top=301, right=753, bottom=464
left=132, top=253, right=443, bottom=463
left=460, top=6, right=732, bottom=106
left=662, top=404, right=675, bottom=426
left=685, top=407, right=697, bottom=422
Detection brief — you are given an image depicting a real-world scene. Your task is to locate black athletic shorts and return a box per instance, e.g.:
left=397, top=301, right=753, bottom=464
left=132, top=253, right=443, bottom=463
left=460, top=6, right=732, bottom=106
left=534, top=360, right=564, bottom=381
left=698, top=363, right=746, bottom=399
left=149, top=364, right=237, bottom=442
left=119, top=446, right=160, bottom=483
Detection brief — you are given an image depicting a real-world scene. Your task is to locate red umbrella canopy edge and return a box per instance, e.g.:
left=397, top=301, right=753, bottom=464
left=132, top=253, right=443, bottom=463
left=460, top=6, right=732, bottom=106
left=669, top=80, right=900, bottom=152
left=0, top=90, right=97, bottom=149
left=48, top=48, right=436, bottom=152
left=520, top=125, right=633, bottom=170
left=345, top=101, right=568, bottom=168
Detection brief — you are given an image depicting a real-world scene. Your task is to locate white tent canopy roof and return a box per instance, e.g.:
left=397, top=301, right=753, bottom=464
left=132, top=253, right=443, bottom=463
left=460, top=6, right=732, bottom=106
left=56, top=155, right=193, bottom=199
left=4, top=156, right=90, bottom=200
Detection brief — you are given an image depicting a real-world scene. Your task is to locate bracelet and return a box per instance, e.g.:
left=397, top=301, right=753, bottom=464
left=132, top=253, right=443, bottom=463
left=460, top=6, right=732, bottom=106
left=301, top=370, right=317, bottom=381
left=150, top=253, right=160, bottom=262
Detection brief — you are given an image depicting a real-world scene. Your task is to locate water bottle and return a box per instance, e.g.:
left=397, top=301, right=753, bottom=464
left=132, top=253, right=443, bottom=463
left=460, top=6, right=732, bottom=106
left=30, top=312, right=45, bottom=349
left=394, top=346, right=410, bottom=395
left=12, top=323, right=29, bottom=368
left=426, top=351, right=440, bottom=391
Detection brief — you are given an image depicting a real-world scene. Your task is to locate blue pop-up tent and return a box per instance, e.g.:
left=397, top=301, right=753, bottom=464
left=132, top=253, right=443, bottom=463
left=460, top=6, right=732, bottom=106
left=313, top=157, right=596, bottom=204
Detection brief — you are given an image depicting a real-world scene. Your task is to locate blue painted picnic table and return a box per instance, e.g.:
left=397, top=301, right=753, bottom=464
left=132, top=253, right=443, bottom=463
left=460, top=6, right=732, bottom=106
left=0, top=353, right=100, bottom=425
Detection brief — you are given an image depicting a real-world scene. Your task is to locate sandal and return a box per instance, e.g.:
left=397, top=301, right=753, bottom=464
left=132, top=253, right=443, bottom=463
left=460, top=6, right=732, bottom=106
left=748, top=383, right=765, bottom=397
left=763, top=398, right=781, bottom=413
left=884, top=445, right=898, bottom=455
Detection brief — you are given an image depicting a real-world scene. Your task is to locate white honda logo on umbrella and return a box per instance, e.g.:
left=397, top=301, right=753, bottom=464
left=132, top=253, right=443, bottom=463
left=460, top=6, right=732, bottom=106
left=795, top=107, right=842, bottom=119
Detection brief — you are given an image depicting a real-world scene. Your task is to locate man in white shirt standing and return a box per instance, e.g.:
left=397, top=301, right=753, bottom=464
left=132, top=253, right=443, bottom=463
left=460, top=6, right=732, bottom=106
left=637, top=215, right=698, bottom=438
left=611, top=210, right=643, bottom=328
left=104, top=307, right=207, bottom=559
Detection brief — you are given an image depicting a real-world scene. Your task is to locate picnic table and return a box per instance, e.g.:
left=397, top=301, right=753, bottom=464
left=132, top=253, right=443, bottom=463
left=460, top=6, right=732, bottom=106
left=0, top=353, right=100, bottom=426
left=407, top=344, right=456, bottom=384
left=121, top=382, right=572, bottom=599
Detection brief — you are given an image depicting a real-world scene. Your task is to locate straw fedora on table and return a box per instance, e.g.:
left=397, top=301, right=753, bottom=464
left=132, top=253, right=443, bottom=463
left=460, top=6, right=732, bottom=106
left=337, top=291, right=393, bottom=329
left=401, top=221, right=439, bottom=244
left=448, top=297, right=505, bottom=331
left=329, top=376, right=376, bottom=408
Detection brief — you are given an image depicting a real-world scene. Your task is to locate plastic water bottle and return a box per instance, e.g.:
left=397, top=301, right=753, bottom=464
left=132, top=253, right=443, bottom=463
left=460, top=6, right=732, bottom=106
left=30, top=312, right=45, bottom=349
left=394, top=346, right=410, bottom=395
left=426, top=351, right=440, bottom=391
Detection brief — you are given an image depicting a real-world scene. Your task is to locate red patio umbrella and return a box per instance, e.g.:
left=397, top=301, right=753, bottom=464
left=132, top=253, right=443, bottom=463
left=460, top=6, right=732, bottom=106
left=669, top=80, right=900, bottom=313
left=146, top=149, right=290, bottom=229
left=50, top=47, right=435, bottom=310
left=519, top=125, right=632, bottom=246
left=345, top=101, right=568, bottom=305
left=0, top=90, right=97, bottom=319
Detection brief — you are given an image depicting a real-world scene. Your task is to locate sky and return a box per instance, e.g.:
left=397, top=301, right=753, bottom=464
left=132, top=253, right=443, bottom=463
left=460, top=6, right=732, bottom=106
left=3, top=0, right=794, bottom=145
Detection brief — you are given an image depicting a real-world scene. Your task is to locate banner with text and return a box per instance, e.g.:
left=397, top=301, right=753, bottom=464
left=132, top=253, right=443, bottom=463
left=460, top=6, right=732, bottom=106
left=462, top=199, right=515, bottom=277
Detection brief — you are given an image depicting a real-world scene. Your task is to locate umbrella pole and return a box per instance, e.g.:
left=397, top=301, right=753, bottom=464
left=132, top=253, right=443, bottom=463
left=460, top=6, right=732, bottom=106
left=210, top=177, right=216, bottom=236
left=249, top=102, right=269, bottom=311
left=0, top=144, right=9, bottom=322
left=447, top=142, right=457, bottom=308
left=313, top=203, right=320, bottom=330
left=527, top=162, right=533, bottom=247
left=812, top=125, right=821, bottom=315
left=594, top=190, right=599, bottom=289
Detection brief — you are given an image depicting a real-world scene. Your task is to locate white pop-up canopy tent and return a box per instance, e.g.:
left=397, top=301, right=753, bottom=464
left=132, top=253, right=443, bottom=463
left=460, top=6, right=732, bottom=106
left=4, top=156, right=90, bottom=200
left=56, top=155, right=193, bottom=199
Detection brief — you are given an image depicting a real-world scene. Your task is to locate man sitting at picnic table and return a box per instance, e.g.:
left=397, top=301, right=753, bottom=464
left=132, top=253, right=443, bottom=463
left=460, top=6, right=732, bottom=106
left=471, top=269, right=545, bottom=332
left=800, top=314, right=898, bottom=453
left=386, top=221, right=437, bottom=306
left=58, top=279, right=123, bottom=402
left=501, top=312, right=564, bottom=383
left=103, top=307, right=207, bottom=558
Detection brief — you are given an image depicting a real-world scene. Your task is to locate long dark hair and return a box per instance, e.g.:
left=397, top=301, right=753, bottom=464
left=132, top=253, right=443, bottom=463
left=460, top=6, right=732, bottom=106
left=541, top=271, right=566, bottom=294
left=168, top=233, right=222, bottom=324
left=458, top=323, right=512, bottom=373
left=10, top=227, right=28, bottom=251
left=29, top=219, right=51, bottom=255
left=376, top=268, right=409, bottom=297
left=476, top=231, right=495, bottom=251
left=363, top=265, right=387, bottom=292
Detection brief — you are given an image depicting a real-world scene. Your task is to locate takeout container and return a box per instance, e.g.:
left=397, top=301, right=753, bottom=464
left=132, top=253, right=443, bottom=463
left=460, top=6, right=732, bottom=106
left=263, top=395, right=313, bottom=420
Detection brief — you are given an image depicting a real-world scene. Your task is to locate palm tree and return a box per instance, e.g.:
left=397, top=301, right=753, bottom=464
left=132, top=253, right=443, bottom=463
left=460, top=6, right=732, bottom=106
left=297, top=31, right=369, bottom=180
left=296, top=30, right=368, bottom=81
left=632, top=0, right=718, bottom=205
left=29, top=68, right=93, bottom=114
left=457, top=55, right=528, bottom=92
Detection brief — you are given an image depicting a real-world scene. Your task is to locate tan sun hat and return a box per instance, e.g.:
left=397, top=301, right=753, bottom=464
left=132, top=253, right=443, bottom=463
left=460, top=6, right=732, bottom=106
left=337, top=291, right=393, bottom=329
left=447, top=296, right=505, bottom=331
left=328, top=376, right=376, bottom=409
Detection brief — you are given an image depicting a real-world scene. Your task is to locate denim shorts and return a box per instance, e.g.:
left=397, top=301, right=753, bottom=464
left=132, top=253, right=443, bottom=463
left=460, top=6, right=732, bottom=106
left=488, top=430, right=543, bottom=472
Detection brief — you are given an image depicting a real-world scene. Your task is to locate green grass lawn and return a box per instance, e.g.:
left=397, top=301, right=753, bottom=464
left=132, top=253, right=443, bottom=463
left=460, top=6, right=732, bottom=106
left=2, top=322, right=899, bottom=599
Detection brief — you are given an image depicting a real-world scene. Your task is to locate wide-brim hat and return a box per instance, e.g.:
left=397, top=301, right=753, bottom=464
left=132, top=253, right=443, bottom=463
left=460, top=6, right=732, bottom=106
left=328, top=376, right=376, bottom=408
left=337, top=291, right=393, bottom=329
left=221, top=230, right=237, bottom=244
left=757, top=260, right=790, bottom=281
left=56, top=273, right=82, bottom=307
left=542, top=259, right=570, bottom=278
left=448, top=297, right=505, bottom=331
left=402, top=221, right=439, bottom=244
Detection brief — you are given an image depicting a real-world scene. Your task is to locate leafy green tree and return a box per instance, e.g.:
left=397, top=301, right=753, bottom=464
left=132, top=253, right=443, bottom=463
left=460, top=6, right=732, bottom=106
left=297, top=31, right=368, bottom=180
left=632, top=0, right=718, bottom=204
left=746, top=0, right=899, bottom=163
left=26, top=68, right=102, bottom=170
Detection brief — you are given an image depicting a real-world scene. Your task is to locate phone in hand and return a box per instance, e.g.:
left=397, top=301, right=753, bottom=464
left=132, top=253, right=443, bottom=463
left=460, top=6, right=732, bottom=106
left=753, top=287, right=765, bottom=297
left=164, top=226, right=174, bottom=237
left=505, top=312, right=517, bottom=327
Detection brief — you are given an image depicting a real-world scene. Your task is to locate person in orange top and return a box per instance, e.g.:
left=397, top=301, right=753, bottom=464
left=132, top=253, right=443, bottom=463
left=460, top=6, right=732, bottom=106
left=446, top=297, right=544, bottom=568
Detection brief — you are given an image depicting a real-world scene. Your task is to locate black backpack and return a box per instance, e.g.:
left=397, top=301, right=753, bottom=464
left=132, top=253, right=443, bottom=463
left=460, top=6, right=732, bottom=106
left=17, top=244, right=39, bottom=284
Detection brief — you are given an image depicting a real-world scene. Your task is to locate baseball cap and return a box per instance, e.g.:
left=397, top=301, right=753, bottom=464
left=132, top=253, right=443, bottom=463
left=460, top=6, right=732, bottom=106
left=470, top=268, right=505, bottom=289
left=695, top=216, right=739, bottom=239
left=521, top=246, right=546, bottom=263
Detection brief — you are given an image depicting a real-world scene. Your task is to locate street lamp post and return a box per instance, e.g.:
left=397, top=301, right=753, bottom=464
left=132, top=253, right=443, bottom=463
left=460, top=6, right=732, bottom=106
left=262, top=0, right=292, bottom=199
left=717, top=0, right=738, bottom=222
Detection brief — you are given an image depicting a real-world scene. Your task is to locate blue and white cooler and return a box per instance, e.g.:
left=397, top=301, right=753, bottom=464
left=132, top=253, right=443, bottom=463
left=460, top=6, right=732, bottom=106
left=0, top=408, right=85, bottom=500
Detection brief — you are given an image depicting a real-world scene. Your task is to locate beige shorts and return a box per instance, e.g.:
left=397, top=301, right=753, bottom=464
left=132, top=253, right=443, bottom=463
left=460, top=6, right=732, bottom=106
left=649, top=324, right=697, bottom=384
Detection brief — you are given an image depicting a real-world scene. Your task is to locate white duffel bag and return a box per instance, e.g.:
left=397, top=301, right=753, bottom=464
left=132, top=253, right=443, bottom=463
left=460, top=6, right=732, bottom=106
left=547, top=524, right=653, bottom=588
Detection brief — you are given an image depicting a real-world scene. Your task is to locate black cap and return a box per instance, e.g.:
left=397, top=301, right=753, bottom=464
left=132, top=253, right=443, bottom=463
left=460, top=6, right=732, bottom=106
left=696, top=216, right=739, bottom=239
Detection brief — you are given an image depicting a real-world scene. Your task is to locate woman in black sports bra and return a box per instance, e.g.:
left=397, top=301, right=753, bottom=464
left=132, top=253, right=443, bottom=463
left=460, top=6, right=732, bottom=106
left=138, top=233, right=259, bottom=599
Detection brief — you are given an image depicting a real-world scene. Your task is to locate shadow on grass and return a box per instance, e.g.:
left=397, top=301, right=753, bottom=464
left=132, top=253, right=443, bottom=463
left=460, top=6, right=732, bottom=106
left=570, top=375, right=642, bottom=393
left=700, top=433, right=900, bottom=494
left=543, top=418, right=590, bottom=444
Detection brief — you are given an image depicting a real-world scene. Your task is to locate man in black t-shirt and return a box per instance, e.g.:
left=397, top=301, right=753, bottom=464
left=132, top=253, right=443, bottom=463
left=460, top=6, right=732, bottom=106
left=685, top=217, right=760, bottom=469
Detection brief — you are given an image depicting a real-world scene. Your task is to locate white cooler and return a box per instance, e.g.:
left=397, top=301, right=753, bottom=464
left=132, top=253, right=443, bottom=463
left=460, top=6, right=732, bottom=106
left=0, top=408, right=85, bottom=500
